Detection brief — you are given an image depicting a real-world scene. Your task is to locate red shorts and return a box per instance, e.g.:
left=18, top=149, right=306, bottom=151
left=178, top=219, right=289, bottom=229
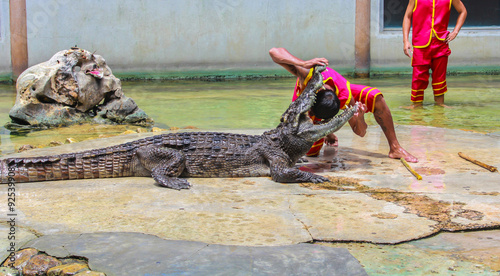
left=350, top=84, right=382, bottom=113
left=412, top=37, right=451, bottom=67
left=411, top=37, right=451, bottom=102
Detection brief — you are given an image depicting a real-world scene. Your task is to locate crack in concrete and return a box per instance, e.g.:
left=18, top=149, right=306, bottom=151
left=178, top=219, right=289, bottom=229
left=187, top=243, right=211, bottom=260
left=296, top=217, right=314, bottom=241
left=19, top=225, right=44, bottom=238
left=300, top=176, right=497, bottom=234
left=0, top=221, right=44, bottom=239
left=286, top=199, right=314, bottom=241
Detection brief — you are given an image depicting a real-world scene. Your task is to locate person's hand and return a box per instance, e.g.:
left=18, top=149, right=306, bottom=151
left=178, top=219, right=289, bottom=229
left=403, top=42, right=413, bottom=58
left=301, top=58, right=329, bottom=69
left=348, top=102, right=368, bottom=137
left=324, top=133, right=338, bottom=147
left=445, top=31, right=458, bottom=44
left=354, top=103, right=368, bottom=121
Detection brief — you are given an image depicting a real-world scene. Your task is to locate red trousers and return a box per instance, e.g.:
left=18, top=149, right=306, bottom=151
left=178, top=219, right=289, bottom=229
left=411, top=37, right=451, bottom=103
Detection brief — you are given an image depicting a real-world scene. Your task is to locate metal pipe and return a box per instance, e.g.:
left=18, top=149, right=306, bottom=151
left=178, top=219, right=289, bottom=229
left=355, top=0, right=371, bottom=78
left=9, top=0, right=28, bottom=80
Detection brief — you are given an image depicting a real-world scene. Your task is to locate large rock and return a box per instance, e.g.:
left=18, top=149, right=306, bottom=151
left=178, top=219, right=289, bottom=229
left=6, top=47, right=153, bottom=131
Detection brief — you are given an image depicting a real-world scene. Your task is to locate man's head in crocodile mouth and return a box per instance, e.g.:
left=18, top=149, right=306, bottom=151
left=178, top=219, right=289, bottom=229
left=310, top=88, right=340, bottom=120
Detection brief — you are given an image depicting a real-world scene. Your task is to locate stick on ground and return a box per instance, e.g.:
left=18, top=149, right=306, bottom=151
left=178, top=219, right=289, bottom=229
left=458, top=152, right=498, bottom=172
left=401, top=158, right=422, bottom=180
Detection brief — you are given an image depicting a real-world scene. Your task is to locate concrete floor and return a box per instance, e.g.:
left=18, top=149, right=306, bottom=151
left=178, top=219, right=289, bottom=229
left=1, top=125, right=499, bottom=275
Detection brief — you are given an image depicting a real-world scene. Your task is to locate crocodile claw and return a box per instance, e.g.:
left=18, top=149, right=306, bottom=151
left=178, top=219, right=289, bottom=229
left=309, top=174, right=329, bottom=183
left=153, top=174, right=191, bottom=190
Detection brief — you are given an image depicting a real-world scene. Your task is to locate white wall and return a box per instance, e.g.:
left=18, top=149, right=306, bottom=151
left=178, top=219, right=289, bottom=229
left=0, top=0, right=355, bottom=75
left=0, top=0, right=498, bottom=77
left=0, top=0, right=10, bottom=74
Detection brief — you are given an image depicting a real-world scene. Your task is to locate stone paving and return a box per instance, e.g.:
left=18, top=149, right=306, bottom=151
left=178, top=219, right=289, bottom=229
left=18, top=232, right=367, bottom=275
left=0, top=125, right=499, bottom=275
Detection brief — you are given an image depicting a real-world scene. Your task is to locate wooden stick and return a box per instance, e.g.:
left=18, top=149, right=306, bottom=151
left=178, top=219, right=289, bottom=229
left=400, top=158, right=422, bottom=180
left=458, top=152, right=498, bottom=172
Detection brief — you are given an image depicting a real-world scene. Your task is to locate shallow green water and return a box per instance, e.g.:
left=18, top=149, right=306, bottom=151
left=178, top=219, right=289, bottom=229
left=122, top=75, right=500, bottom=132
left=0, top=74, right=499, bottom=156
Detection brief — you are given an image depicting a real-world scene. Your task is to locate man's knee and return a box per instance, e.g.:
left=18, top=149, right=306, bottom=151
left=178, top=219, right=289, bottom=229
left=373, top=95, right=388, bottom=113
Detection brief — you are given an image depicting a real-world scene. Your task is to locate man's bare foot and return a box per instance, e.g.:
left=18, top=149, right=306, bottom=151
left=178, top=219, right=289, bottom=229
left=400, top=103, right=423, bottom=110
left=389, top=147, right=418, bottom=163
left=435, top=102, right=452, bottom=108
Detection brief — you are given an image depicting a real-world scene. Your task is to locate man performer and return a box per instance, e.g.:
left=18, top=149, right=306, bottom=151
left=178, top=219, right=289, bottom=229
left=403, top=0, right=467, bottom=107
left=269, top=47, right=418, bottom=163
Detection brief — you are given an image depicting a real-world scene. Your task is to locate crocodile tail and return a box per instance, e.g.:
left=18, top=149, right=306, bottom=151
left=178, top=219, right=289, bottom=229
left=0, top=145, right=137, bottom=184
left=1, top=159, right=11, bottom=184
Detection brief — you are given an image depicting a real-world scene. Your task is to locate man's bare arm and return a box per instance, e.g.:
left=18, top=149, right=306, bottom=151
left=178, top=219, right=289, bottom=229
left=348, top=102, right=368, bottom=137
left=446, top=0, right=467, bottom=43
left=269, top=47, right=328, bottom=81
left=402, top=0, right=415, bottom=58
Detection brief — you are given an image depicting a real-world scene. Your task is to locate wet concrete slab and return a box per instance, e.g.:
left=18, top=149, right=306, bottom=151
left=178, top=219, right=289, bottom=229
left=22, top=232, right=367, bottom=276
left=1, top=125, right=499, bottom=273
left=325, top=230, right=500, bottom=275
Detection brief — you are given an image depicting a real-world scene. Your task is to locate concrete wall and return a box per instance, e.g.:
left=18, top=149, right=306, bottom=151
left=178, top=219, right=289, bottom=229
left=0, top=0, right=498, bottom=77
left=0, top=0, right=356, bottom=76
left=0, top=0, right=10, bottom=74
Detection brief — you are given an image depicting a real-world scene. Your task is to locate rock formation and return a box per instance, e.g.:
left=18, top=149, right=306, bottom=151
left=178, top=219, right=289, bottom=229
left=6, top=47, right=153, bottom=131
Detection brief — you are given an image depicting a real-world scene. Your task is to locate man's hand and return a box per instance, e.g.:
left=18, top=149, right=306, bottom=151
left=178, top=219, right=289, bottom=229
left=301, top=58, right=329, bottom=69
left=445, top=31, right=458, bottom=44
left=403, top=42, right=413, bottom=58
left=324, top=133, right=338, bottom=147
left=354, top=103, right=368, bottom=119
left=349, top=102, right=368, bottom=137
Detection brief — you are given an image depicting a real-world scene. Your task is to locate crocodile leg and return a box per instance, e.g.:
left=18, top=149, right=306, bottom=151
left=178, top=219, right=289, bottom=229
left=268, top=155, right=328, bottom=183
left=136, top=146, right=190, bottom=190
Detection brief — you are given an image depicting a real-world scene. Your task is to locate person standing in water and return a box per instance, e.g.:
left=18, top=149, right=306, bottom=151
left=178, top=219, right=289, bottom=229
left=403, top=0, right=467, bottom=107
left=269, top=47, right=418, bottom=163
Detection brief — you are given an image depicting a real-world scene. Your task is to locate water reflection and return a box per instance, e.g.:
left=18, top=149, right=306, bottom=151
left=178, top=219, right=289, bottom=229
left=407, top=126, right=447, bottom=192
left=0, top=74, right=499, bottom=156
left=407, top=105, right=450, bottom=129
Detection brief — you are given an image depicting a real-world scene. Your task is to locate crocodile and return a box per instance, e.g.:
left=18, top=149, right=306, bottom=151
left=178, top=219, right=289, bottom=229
left=0, top=66, right=357, bottom=189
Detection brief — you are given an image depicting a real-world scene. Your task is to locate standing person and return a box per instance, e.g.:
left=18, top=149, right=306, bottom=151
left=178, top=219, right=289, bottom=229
left=403, top=0, right=467, bottom=107
left=269, top=47, right=418, bottom=163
